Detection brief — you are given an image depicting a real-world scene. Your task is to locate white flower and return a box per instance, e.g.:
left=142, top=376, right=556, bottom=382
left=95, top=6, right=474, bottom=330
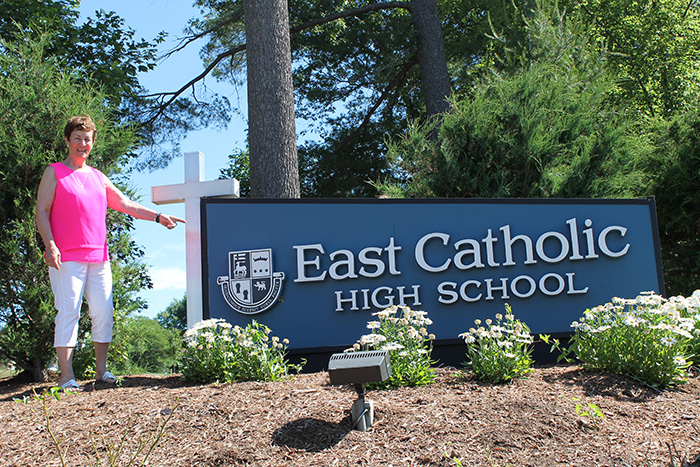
left=622, top=316, right=643, bottom=327
left=204, top=333, right=216, bottom=343
left=407, top=328, right=421, bottom=340
left=373, top=306, right=398, bottom=319
left=673, top=328, right=694, bottom=339
left=462, top=334, right=476, bottom=344
left=382, top=342, right=405, bottom=352
left=359, top=334, right=387, bottom=347
left=660, top=336, right=677, bottom=347
left=191, top=318, right=226, bottom=333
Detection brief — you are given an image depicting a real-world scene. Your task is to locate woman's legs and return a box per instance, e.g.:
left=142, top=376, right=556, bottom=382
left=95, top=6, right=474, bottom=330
left=94, top=342, right=109, bottom=379
left=55, top=346, right=76, bottom=385
left=50, top=261, right=114, bottom=383
left=84, top=261, right=114, bottom=380
left=50, top=262, right=87, bottom=385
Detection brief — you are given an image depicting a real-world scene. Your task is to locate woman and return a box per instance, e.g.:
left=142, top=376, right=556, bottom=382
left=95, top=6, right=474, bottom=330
left=36, top=115, right=185, bottom=390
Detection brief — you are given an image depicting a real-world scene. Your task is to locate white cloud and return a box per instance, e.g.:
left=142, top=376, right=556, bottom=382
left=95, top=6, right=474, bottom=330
left=144, top=241, right=186, bottom=261
left=149, top=266, right=187, bottom=291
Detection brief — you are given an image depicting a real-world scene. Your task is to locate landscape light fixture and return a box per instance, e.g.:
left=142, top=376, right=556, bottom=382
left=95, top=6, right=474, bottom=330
left=328, top=350, right=392, bottom=431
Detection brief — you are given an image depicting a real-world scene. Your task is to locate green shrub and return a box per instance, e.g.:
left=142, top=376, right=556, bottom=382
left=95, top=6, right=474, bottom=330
left=569, top=291, right=699, bottom=387
left=180, top=319, right=302, bottom=383
left=118, top=317, right=182, bottom=374
left=0, top=33, right=141, bottom=382
left=157, top=295, right=187, bottom=332
left=680, top=290, right=700, bottom=359
left=460, top=304, right=534, bottom=383
left=352, top=305, right=436, bottom=388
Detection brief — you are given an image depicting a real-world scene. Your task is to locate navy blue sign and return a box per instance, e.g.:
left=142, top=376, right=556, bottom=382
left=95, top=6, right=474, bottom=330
left=202, top=199, right=664, bottom=350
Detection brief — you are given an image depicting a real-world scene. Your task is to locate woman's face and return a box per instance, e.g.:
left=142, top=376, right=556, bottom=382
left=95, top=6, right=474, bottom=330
left=65, top=130, right=95, bottom=161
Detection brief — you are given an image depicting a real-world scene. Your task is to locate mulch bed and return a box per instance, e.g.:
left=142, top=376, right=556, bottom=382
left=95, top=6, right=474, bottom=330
left=1, top=365, right=699, bottom=466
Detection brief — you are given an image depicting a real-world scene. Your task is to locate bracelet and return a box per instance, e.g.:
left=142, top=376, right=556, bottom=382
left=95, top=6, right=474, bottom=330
left=155, top=213, right=161, bottom=223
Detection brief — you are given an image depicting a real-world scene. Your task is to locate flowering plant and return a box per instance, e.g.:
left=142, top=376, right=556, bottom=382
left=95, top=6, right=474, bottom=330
left=352, top=305, right=436, bottom=388
left=568, top=291, right=699, bottom=387
left=180, top=319, right=302, bottom=383
left=459, top=304, right=534, bottom=383
left=677, top=290, right=700, bottom=359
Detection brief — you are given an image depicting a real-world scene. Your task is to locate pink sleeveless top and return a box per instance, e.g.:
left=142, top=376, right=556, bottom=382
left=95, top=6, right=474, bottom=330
left=49, top=162, right=109, bottom=262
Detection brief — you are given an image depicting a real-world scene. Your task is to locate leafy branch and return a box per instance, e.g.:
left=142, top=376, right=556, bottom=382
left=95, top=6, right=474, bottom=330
left=141, top=1, right=409, bottom=125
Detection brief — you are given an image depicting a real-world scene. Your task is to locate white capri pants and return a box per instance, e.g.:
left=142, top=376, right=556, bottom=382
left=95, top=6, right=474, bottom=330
left=49, top=261, right=114, bottom=348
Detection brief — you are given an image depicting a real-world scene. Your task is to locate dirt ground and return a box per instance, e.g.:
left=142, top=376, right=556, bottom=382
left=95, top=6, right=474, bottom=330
left=1, top=365, right=699, bottom=467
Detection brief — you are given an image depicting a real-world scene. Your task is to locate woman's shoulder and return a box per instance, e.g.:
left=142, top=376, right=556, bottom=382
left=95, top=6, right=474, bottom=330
left=42, top=163, right=59, bottom=178
left=48, top=161, right=69, bottom=175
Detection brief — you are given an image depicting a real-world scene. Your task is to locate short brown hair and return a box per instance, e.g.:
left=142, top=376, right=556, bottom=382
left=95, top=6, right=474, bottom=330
left=64, top=115, right=97, bottom=140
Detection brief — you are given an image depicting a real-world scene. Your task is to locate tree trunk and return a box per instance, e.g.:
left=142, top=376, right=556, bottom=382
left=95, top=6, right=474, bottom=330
left=409, top=0, right=451, bottom=118
left=29, top=358, right=49, bottom=383
left=244, top=0, right=300, bottom=198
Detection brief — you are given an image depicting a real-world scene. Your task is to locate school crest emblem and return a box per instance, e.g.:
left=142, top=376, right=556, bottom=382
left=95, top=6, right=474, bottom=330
left=217, top=248, right=285, bottom=314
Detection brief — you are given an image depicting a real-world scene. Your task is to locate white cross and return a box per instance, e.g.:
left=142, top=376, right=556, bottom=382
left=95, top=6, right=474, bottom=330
left=151, top=151, right=239, bottom=328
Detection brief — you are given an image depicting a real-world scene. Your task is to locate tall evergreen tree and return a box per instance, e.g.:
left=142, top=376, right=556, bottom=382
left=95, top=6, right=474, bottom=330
left=381, top=5, right=649, bottom=198
left=380, top=3, right=700, bottom=296
left=575, top=0, right=700, bottom=118
left=1, top=0, right=231, bottom=170
left=244, top=0, right=300, bottom=198
left=0, top=34, right=146, bottom=381
left=161, top=0, right=460, bottom=196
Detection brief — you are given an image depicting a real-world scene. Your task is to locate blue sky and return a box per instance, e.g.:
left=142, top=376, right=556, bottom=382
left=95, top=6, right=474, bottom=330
left=79, top=0, right=249, bottom=318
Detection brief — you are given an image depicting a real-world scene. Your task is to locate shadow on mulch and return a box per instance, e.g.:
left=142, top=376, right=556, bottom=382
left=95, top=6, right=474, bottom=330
left=0, top=373, right=197, bottom=401
left=538, top=364, right=680, bottom=402
left=271, top=416, right=353, bottom=452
